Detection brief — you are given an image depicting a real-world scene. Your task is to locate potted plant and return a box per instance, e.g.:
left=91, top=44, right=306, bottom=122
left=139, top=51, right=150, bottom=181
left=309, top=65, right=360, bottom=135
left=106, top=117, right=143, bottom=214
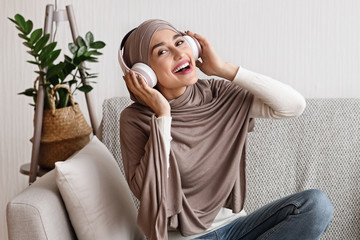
left=9, top=13, right=106, bottom=169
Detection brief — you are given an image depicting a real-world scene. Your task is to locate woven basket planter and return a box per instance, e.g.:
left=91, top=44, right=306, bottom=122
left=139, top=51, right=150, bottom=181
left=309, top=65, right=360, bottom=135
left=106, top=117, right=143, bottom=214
left=38, top=85, right=92, bottom=170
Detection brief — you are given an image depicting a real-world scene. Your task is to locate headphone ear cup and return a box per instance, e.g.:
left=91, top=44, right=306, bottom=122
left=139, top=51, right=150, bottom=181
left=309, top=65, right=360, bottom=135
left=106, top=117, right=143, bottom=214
left=183, top=35, right=202, bottom=60
left=131, top=63, right=157, bottom=88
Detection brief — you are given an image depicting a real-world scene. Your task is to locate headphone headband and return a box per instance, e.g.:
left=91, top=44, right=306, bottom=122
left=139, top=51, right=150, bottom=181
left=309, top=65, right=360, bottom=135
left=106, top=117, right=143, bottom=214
left=120, top=28, right=136, bottom=50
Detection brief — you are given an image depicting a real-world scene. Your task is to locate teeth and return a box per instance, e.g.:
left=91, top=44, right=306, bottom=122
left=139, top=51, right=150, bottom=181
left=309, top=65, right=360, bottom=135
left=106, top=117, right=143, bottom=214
left=174, top=62, right=189, bottom=73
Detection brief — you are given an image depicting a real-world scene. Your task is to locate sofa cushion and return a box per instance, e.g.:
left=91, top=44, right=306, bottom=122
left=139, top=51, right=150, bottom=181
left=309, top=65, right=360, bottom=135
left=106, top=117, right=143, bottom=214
left=7, top=170, right=76, bottom=240
left=55, top=136, right=144, bottom=240
left=101, top=97, right=360, bottom=240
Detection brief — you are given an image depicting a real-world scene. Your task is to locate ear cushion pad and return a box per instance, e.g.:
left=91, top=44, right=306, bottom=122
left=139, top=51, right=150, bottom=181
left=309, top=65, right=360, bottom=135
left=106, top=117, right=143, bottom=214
left=131, top=63, right=157, bottom=88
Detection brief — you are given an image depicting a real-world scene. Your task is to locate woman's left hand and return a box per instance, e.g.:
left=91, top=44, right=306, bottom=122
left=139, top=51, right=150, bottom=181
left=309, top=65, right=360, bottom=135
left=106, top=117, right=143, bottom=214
left=186, top=30, right=239, bottom=81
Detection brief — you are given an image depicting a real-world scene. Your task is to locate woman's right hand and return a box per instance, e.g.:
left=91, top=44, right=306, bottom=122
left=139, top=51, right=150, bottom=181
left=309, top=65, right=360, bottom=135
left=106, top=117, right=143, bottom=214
left=123, top=70, right=171, bottom=117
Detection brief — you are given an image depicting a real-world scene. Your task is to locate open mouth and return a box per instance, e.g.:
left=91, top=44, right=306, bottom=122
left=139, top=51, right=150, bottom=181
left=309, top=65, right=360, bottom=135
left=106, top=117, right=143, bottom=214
left=173, top=61, right=191, bottom=74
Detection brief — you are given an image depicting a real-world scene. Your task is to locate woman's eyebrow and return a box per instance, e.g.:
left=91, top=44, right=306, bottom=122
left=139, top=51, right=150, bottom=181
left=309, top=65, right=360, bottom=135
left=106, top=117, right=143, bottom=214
left=151, top=33, right=183, bottom=54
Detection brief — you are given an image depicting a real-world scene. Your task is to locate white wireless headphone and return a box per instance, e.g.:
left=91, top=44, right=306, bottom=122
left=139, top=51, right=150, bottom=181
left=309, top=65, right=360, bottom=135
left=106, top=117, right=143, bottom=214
left=118, top=28, right=202, bottom=88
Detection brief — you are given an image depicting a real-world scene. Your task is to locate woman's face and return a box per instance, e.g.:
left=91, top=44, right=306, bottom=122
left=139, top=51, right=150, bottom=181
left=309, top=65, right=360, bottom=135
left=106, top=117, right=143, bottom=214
left=149, top=29, right=198, bottom=100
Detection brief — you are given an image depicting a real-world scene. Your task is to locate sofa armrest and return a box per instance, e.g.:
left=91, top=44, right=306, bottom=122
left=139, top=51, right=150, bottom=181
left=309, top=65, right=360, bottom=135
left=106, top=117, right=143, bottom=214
left=7, top=170, right=76, bottom=240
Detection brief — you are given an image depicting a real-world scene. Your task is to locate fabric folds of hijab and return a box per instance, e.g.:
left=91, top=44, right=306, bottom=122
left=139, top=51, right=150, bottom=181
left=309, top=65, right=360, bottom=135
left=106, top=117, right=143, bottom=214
left=120, top=78, right=255, bottom=240
left=122, top=19, right=180, bottom=105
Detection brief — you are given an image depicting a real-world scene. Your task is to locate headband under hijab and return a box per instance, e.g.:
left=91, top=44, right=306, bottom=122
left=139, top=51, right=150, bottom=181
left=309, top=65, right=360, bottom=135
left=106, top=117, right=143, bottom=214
left=123, top=19, right=180, bottom=67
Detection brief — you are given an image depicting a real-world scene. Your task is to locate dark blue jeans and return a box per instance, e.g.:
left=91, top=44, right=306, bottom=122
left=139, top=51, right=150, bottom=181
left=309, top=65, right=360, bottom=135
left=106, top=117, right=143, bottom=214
left=194, top=189, right=333, bottom=240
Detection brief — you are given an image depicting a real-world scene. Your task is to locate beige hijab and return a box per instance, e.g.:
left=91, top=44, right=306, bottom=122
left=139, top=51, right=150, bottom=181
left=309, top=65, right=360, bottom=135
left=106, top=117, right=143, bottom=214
left=122, top=19, right=180, bottom=105
left=120, top=19, right=255, bottom=239
left=123, top=19, right=179, bottom=67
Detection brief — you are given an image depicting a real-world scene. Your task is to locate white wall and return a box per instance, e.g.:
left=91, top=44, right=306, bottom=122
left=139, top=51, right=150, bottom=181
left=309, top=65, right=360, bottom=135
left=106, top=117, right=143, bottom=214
left=1, top=0, right=359, bottom=238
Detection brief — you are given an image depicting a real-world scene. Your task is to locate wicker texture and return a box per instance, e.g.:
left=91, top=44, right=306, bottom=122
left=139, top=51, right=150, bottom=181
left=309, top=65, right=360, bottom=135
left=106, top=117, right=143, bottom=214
left=101, top=97, right=360, bottom=239
left=38, top=85, right=92, bottom=169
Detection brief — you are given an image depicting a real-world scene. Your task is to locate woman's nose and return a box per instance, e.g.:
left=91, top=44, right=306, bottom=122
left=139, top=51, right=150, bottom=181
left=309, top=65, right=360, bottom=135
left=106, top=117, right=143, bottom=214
left=172, top=47, right=185, bottom=60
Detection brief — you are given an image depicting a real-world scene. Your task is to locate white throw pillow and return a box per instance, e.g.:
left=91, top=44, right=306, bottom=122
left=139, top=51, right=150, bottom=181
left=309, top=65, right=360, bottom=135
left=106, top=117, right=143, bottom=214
left=55, top=136, right=144, bottom=240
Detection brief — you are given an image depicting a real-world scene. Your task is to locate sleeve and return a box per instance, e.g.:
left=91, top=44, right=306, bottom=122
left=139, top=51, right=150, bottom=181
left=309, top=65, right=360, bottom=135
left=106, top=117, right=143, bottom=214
left=120, top=112, right=172, bottom=199
left=232, top=67, right=306, bottom=119
left=157, top=116, right=172, bottom=178
left=120, top=110, right=179, bottom=240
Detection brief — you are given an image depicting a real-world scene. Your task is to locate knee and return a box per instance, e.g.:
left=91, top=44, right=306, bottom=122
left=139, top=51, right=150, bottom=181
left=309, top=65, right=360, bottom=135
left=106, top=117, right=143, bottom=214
left=303, top=189, right=334, bottom=225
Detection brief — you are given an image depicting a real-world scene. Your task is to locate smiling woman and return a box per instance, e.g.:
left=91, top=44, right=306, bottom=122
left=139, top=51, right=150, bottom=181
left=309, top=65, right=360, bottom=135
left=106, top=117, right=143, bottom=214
left=118, top=19, right=333, bottom=240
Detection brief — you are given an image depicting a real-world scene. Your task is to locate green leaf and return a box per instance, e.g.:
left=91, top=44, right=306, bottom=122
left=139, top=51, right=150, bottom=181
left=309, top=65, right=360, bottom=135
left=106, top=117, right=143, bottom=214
left=77, top=84, right=93, bottom=93
left=46, top=62, right=64, bottom=79
left=85, top=31, right=94, bottom=44
left=85, top=75, right=98, bottom=79
left=68, top=79, right=77, bottom=87
left=8, top=17, right=17, bottom=25
left=34, top=70, right=46, bottom=76
left=34, top=34, right=50, bottom=54
left=73, top=56, right=81, bottom=66
left=29, top=28, right=43, bottom=44
left=62, top=62, right=76, bottom=78
left=86, top=50, right=102, bottom=56
left=41, top=49, right=61, bottom=68
left=14, top=14, right=26, bottom=31
left=39, top=42, right=57, bottom=62
left=84, top=80, right=97, bottom=84
left=27, top=50, right=37, bottom=57
left=16, top=26, right=26, bottom=34
left=90, top=41, right=105, bottom=49
left=77, top=36, right=86, bottom=48
left=18, top=88, right=36, bottom=96
left=18, top=33, right=30, bottom=41
left=61, top=62, right=74, bottom=81
left=24, top=20, right=33, bottom=35
left=57, top=88, right=69, bottom=107
left=86, top=72, right=98, bottom=77
left=77, top=46, right=87, bottom=57
left=68, top=43, right=78, bottom=54
left=22, top=42, right=33, bottom=49
left=85, top=56, right=98, bottom=62
left=58, top=71, right=65, bottom=82
left=48, top=75, right=59, bottom=86
left=64, top=54, right=72, bottom=63
left=27, top=60, right=39, bottom=65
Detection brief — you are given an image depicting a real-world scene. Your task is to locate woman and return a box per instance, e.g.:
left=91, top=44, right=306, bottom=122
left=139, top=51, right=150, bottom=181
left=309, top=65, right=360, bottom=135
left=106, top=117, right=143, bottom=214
left=120, top=19, right=333, bottom=240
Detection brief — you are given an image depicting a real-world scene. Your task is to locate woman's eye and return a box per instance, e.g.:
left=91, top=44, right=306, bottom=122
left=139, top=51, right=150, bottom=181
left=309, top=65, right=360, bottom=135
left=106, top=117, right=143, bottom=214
left=158, top=50, right=167, bottom=56
left=176, top=40, right=184, bottom=46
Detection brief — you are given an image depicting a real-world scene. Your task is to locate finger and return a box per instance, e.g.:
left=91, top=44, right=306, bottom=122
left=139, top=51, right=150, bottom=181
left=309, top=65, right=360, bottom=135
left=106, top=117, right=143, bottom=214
left=185, top=30, right=195, bottom=36
left=186, top=31, right=208, bottom=46
left=129, top=70, right=140, bottom=88
left=124, top=71, right=142, bottom=95
left=123, top=74, right=133, bottom=88
left=133, top=73, right=154, bottom=98
left=195, top=60, right=203, bottom=70
left=137, top=74, right=150, bottom=90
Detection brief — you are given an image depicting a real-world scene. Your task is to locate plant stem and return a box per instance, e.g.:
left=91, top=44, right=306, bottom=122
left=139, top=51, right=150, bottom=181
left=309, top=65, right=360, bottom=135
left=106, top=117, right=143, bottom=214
left=34, top=55, right=52, bottom=109
left=71, top=68, right=80, bottom=95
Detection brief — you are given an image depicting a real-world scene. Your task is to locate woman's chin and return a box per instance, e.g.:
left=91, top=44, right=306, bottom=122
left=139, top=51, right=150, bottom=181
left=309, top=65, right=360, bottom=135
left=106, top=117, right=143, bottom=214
left=188, top=76, right=198, bottom=86
left=185, top=71, right=198, bottom=85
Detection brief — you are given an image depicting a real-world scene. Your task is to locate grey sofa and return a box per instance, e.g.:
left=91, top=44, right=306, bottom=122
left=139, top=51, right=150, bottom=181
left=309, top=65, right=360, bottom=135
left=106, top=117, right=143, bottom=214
left=7, top=97, right=360, bottom=239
